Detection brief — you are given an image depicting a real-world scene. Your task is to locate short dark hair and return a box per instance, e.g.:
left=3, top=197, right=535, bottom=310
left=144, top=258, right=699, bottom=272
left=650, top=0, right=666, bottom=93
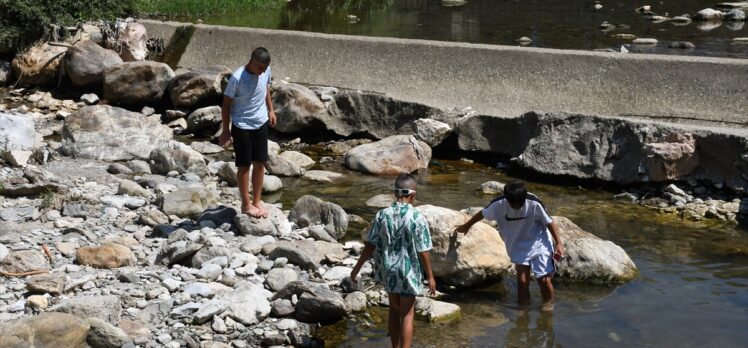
left=504, top=180, right=527, bottom=206
left=395, top=173, right=417, bottom=190
left=251, top=47, right=271, bottom=65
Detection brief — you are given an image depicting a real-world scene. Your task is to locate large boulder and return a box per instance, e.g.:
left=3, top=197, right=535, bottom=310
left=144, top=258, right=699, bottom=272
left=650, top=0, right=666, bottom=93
left=272, top=83, right=328, bottom=134
left=50, top=295, right=122, bottom=324
left=186, top=105, right=222, bottom=136
left=149, top=141, right=208, bottom=176
left=61, top=105, right=172, bottom=161
left=63, top=40, right=123, bottom=88
left=169, top=66, right=231, bottom=108
left=553, top=216, right=637, bottom=282
left=0, top=112, right=36, bottom=151
left=325, top=90, right=447, bottom=139
left=416, top=205, right=510, bottom=287
left=288, top=195, right=348, bottom=240
left=456, top=112, right=748, bottom=189
left=160, top=188, right=218, bottom=219
left=0, top=312, right=89, bottom=348
left=344, top=135, right=432, bottom=175
left=1, top=250, right=50, bottom=273
left=86, top=317, right=129, bottom=348
left=103, top=61, right=175, bottom=105
left=76, top=244, right=136, bottom=269
left=266, top=153, right=305, bottom=177
left=10, top=43, right=67, bottom=86
left=413, top=118, right=452, bottom=147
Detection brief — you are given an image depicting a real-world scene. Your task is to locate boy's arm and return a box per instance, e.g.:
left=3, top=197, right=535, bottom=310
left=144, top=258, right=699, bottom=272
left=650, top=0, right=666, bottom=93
left=266, top=88, right=276, bottom=127
left=219, top=96, right=233, bottom=147
left=418, top=251, right=436, bottom=295
left=349, top=242, right=375, bottom=282
left=455, top=210, right=484, bottom=234
left=547, top=220, right=564, bottom=257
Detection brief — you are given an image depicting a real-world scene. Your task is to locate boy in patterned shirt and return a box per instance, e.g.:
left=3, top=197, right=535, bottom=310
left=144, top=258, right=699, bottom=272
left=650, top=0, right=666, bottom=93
left=350, top=173, right=436, bottom=348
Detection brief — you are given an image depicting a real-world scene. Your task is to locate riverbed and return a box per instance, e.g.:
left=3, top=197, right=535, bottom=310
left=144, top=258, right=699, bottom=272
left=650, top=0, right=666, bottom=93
left=268, top=157, right=748, bottom=347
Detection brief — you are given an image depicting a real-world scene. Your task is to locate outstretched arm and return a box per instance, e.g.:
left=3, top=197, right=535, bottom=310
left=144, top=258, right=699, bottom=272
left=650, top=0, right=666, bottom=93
left=350, top=242, right=375, bottom=282
left=418, top=251, right=436, bottom=295
left=455, top=210, right=484, bottom=234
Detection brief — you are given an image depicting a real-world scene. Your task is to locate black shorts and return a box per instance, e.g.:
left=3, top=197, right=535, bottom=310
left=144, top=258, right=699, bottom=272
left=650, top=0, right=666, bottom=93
left=231, top=121, right=269, bottom=167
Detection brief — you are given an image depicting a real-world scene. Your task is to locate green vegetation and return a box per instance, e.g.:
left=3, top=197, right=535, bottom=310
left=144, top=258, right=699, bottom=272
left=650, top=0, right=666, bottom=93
left=39, top=189, right=55, bottom=209
left=133, top=0, right=284, bottom=17
left=0, top=0, right=136, bottom=53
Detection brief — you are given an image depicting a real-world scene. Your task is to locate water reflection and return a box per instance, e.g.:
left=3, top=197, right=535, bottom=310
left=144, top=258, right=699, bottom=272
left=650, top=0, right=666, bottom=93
left=505, top=310, right=556, bottom=348
left=193, top=0, right=748, bottom=59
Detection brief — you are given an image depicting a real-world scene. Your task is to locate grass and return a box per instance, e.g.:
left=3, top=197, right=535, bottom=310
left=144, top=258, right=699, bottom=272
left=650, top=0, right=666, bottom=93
left=39, top=189, right=55, bottom=209
left=134, top=0, right=284, bottom=17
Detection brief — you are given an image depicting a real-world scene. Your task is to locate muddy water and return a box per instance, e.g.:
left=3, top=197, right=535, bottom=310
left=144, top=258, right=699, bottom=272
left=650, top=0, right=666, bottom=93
left=183, top=0, right=748, bottom=59
left=265, top=158, right=748, bottom=347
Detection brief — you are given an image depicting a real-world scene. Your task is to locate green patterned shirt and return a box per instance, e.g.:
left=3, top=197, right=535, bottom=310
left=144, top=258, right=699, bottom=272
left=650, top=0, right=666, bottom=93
left=367, top=202, right=432, bottom=295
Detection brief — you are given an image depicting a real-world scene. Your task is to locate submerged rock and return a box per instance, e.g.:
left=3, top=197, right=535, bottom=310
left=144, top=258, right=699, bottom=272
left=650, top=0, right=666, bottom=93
left=415, top=297, right=461, bottom=323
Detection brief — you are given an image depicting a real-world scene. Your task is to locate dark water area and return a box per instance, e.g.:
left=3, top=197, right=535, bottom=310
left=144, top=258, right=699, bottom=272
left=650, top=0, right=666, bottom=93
left=262, top=158, right=748, bottom=347
left=184, top=0, right=748, bottom=59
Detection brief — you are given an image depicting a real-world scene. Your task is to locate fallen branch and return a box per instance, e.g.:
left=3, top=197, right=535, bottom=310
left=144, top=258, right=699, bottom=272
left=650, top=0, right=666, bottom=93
left=0, top=270, right=49, bottom=277
left=41, top=244, right=53, bottom=262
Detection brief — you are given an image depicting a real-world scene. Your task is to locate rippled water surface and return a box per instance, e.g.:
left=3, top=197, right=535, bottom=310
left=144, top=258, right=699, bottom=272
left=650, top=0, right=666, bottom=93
left=264, top=157, right=748, bottom=347
left=183, top=0, right=748, bottom=58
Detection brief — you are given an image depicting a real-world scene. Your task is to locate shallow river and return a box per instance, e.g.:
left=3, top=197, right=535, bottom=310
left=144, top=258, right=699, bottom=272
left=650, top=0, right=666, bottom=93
left=183, top=0, right=748, bottom=59
left=264, top=157, right=748, bottom=347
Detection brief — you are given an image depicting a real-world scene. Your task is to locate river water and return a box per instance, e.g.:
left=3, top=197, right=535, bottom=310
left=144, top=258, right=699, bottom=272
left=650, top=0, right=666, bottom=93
left=185, top=0, right=748, bottom=59
left=265, top=157, right=748, bottom=347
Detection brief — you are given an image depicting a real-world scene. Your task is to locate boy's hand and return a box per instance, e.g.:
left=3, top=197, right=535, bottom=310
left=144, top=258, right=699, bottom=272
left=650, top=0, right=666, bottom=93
left=427, top=276, right=436, bottom=296
left=454, top=224, right=470, bottom=234
left=554, top=243, right=565, bottom=260
left=218, top=131, right=232, bottom=148
left=269, top=110, right=277, bottom=128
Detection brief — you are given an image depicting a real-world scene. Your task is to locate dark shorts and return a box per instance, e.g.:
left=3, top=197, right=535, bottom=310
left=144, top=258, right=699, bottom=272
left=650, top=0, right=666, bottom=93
left=231, top=121, right=269, bottom=167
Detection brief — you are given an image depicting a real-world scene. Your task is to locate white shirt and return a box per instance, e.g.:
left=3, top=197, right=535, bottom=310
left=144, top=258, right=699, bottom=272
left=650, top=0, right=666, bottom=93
left=482, top=195, right=554, bottom=264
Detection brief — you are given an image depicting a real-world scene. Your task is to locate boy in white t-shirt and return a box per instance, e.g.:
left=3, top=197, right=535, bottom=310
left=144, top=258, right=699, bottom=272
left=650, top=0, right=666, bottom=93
left=455, top=180, right=564, bottom=309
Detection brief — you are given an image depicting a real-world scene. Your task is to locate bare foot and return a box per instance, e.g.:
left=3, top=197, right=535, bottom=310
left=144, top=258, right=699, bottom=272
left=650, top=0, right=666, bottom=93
left=253, top=201, right=269, bottom=218
left=243, top=204, right=262, bottom=218
left=541, top=302, right=555, bottom=312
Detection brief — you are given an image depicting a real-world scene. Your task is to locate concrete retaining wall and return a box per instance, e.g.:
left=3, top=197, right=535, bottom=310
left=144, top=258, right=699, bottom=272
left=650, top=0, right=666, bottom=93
left=141, top=20, right=748, bottom=125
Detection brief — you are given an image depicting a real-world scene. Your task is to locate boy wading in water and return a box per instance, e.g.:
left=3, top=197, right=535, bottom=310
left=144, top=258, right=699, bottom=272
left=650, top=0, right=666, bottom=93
left=350, top=174, right=436, bottom=348
left=219, top=47, right=276, bottom=218
left=456, top=180, right=564, bottom=310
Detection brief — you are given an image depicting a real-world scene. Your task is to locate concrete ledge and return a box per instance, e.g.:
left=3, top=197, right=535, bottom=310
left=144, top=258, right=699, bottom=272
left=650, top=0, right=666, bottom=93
left=141, top=20, right=748, bottom=125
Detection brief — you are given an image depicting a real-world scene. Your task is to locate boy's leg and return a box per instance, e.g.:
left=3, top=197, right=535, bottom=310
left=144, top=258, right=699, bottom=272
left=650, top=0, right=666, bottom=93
left=387, top=293, right=402, bottom=348
left=249, top=122, right=270, bottom=218
left=236, top=166, right=257, bottom=215
left=537, top=275, right=555, bottom=311
left=250, top=161, right=267, bottom=217
left=398, top=295, right=416, bottom=348
left=516, top=265, right=531, bottom=307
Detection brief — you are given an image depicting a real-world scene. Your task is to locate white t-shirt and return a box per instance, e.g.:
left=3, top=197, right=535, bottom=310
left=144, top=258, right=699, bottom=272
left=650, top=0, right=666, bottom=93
left=482, top=195, right=554, bottom=264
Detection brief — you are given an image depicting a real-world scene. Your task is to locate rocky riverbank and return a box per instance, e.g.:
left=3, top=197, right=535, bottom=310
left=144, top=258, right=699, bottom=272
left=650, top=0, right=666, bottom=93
left=0, top=21, right=742, bottom=347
